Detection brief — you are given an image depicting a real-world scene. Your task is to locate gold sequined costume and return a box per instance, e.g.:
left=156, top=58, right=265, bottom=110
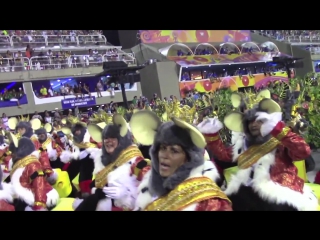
left=73, top=113, right=150, bottom=211
left=131, top=109, right=232, bottom=211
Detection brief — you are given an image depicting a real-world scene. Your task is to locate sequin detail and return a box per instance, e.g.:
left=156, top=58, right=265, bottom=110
left=144, top=177, right=230, bottom=211
left=95, top=146, right=143, bottom=188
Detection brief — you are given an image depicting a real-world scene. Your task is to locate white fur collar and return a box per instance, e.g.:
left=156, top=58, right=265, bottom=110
left=0, top=183, right=13, bottom=203
left=231, top=131, right=246, bottom=162
left=135, top=160, right=220, bottom=211
left=225, top=147, right=319, bottom=211
left=83, top=130, right=91, bottom=143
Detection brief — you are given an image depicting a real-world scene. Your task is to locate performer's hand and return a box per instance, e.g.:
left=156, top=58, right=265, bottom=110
left=60, top=150, right=72, bottom=163
left=103, top=181, right=128, bottom=200
left=255, top=112, right=283, bottom=137
left=197, top=117, right=223, bottom=134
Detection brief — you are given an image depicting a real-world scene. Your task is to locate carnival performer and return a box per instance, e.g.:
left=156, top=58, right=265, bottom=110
left=7, top=133, right=59, bottom=211
left=60, top=116, right=100, bottom=197
left=7, top=117, right=58, bottom=184
left=0, top=135, right=11, bottom=176
left=73, top=114, right=149, bottom=211
left=35, top=127, right=72, bottom=168
left=130, top=110, right=231, bottom=211
left=197, top=89, right=318, bottom=211
left=0, top=169, right=15, bottom=211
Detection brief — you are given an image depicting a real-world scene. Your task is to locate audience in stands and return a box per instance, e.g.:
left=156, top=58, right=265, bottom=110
left=253, top=30, right=320, bottom=42
left=0, top=30, right=136, bottom=72
left=181, top=66, right=286, bottom=81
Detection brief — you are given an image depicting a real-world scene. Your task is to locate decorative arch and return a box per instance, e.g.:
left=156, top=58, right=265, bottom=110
left=260, top=41, right=280, bottom=52
left=194, top=43, right=218, bottom=55
left=159, top=43, right=193, bottom=57
left=240, top=42, right=261, bottom=53
left=219, top=42, right=241, bottom=54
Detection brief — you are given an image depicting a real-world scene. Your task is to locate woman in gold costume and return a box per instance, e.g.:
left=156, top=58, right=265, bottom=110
left=130, top=110, right=232, bottom=211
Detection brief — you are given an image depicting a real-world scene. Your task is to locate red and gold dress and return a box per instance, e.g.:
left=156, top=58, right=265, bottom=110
left=0, top=147, right=12, bottom=174
left=9, top=154, right=59, bottom=210
left=135, top=161, right=232, bottom=211
left=90, top=145, right=149, bottom=211
left=30, top=136, right=55, bottom=178
left=199, top=121, right=318, bottom=211
left=74, top=145, right=151, bottom=211
left=0, top=183, right=15, bottom=211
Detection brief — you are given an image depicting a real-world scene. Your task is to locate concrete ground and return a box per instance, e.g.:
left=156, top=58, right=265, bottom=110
left=307, top=151, right=320, bottom=182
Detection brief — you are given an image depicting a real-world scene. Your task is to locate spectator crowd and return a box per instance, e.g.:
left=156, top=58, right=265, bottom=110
left=0, top=30, right=135, bottom=72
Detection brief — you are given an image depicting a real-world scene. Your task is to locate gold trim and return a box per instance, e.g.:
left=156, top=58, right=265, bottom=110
left=34, top=201, right=46, bottom=208
left=205, top=135, right=219, bottom=142
left=145, top=177, right=230, bottom=211
left=74, top=142, right=97, bottom=149
left=10, top=155, right=39, bottom=177
left=276, top=126, right=290, bottom=141
left=41, top=138, right=52, bottom=149
left=237, top=137, right=279, bottom=169
left=95, top=146, right=143, bottom=188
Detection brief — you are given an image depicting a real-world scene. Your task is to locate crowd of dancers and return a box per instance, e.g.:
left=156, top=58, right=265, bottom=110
left=0, top=82, right=319, bottom=211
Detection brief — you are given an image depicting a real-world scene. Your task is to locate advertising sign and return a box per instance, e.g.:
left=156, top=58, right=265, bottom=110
left=61, top=96, right=96, bottom=109
left=139, top=30, right=250, bottom=43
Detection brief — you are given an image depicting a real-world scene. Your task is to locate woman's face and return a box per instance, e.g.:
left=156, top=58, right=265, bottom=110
left=158, top=144, right=187, bottom=177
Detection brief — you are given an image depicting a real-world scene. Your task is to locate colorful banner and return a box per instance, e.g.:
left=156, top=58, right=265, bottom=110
left=139, top=30, right=250, bottom=43
left=169, top=52, right=290, bottom=66
left=179, top=72, right=288, bottom=98
left=61, top=96, right=96, bottom=109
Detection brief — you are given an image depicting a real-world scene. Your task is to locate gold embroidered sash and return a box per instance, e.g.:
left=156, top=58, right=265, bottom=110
left=95, top=146, right=143, bottom=188
left=237, top=137, right=279, bottom=169
left=10, top=155, right=39, bottom=177
left=74, top=142, right=97, bottom=149
left=144, top=177, right=230, bottom=211
left=41, top=138, right=52, bottom=150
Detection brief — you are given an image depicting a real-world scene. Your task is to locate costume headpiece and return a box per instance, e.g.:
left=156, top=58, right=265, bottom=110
left=7, top=116, right=41, bottom=138
left=157, top=97, right=197, bottom=124
left=224, top=89, right=281, bottom=132
left=7, top=132, right=35, bottom=160
left=89, top=111, right=113, bottom=125
left=130, top=110, right=207, bottom=196
left=60, top=116, right=87, bottom=135
left=86, top=114, right=129, bottom=143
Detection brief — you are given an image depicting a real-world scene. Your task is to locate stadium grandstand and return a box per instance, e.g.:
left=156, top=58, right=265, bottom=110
left=252, top=30, right=320, bottom=54
left=0, top=30, right=136, bottom=72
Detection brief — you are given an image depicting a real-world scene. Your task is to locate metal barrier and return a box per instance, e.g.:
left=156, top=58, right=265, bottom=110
left=0, top=57, right=30, bottom=72
left=29, top=54, right=104, bottom=70
left=286, top=35, right=320, bottom=43
left=8, top=35, right=107, bottom=47
left=0, top=36, right=12, bottom=48
left=77, top=35, right=107, bottom=45
left=0, top=53, right=136, bottom=72
left=307, top=47, right=320, bottom=55
left=102, top=53, right=136, bottom=65
left=252, top=31, right=320, bottom=43
left=46, top=35, right=79, bottom=46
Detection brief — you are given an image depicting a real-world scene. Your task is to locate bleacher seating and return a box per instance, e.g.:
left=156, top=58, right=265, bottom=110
left=0, top=30, right=136, bottom=72
left=251, top=30, right=320, bottom=55
left=252, top=30, right=320, bottom=42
